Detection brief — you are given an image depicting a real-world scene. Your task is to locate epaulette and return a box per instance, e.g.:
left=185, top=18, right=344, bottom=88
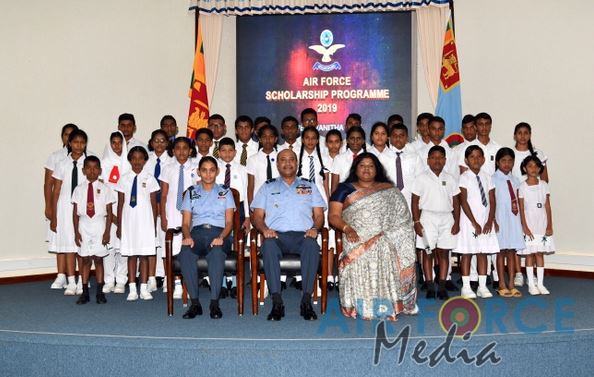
left=299, top=177, right=312, bottom=183
left=265, top=178, right=277, bottom=184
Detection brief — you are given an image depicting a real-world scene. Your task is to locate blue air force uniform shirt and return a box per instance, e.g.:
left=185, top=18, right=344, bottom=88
left=250, top=177, right=327, bottom=232
left=181, top=183, right=235, bottom=228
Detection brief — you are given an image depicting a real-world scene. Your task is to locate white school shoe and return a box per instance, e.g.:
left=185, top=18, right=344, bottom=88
left=172, top=283, right=183, bottom=299
left=127, top=289, right=139, bottom=301
left=528, top=285, right=541, bottom=296
left=64, top=283, right=77, bottom=296
left=76, top=280, right=83, bottom=295
left=476, top=287, right=493, bottom=299
left=537, top=285, right=550, bottom=295
left=460, top=286, right=477, bottom=299
left=102, top=282, right=115, bottom=293
left=514, top=274, right=524, bottom=287
left=113, top=284, right=126, bottom=294
left=50, top=275, right=67, bottom=289
left=140, top=285, right=154, bottom=300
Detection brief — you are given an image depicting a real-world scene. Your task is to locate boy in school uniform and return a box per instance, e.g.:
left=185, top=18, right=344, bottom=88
left=208, top=114, right=227, bottom=159
left=278, top=116, right=302, bottom=152
left=411, top=146, right=460, bottom=300
left=72, top=156, right=116, bottom=304
left=451, top=114, right=477, bottom=181
left=195, top=128, right=214, bottom=159
left=216, top=137, right=250, bottom=298
left=388, top=123, right=425, bottom=210
left=118, top=113, right=147, bottom=151
left=233, top=115, right=259, bottom=166
left=160, top=115, right=179, bottom=143
left=410, top=113, right=433, bottom=153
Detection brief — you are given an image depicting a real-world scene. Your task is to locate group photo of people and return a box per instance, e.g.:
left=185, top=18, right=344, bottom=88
left=43, top=107, right=554, bottom=322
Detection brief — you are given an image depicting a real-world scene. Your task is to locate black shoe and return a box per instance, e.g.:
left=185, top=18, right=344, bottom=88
left=209, top=303, right=223, bottom=319
left=96, top=292, right=107, bottom=304
left=219, top=286, right=228, bottom=299
left=200, top=279, right=210, bottom=288
left=280, top=281, right=287, bottom=291
left=226, top=279, right=233, bottom=290
left=492, top=280, right=499, bottom=290
left=229, top=287, right=237, bottom=299
left=426, top=287, right=436, bottom=299
left=470, top=281, right=479, bottom=291
left=267, top=303, right=285, bottom=321
left=420, top=281, right=428, bottom=291
left=445, top=280, right=458, bottom=291
left=437, top=288, right=449, bottom=300
left=335, top=281, right=340, bottom=292
left=327, top=282, right=335, bottom=291
left=486, top=275, right=493, bottom=285
left=156, top=277, right=164, bottom=289
left=300, top=301, right=318, bottom=321
left=295, top=281, right=302, bottom=290
left=183, top=304, right=203, bottom=319
left=76, top=294, right=90, bottom=305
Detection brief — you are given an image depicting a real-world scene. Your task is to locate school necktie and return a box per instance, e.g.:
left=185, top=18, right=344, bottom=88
left=213, top=141, right=220, bottom=159
left=395, top=152, right=404, bottom=191
left=240, top=143, right=248, bottom=166
left=476, top=175, right=488, bottom=207
left=130, top=175, right=137, bottom=208
left=266, top=155, right=272, bottom=181
left=71, top=161, right=78, bottom=196
left=308, top=156, right=315, bottom=183
left=352, top=152, right=357, bottom=161
left=176, top=164, right=184, bottom=210
left=289, top=144, right=293, bottom=151
left=507, top=180, right=519, bottom=215
left=155, top=158, right=161, bottom=203
left=86, top=182, right=95, bottom=218
left=225, top=163, right=231, bottom=187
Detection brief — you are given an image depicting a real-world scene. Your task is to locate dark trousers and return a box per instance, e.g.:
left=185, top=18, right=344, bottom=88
left=178, top=226, right=230, bottom=301
left=261, top=231, right=319, bottom=296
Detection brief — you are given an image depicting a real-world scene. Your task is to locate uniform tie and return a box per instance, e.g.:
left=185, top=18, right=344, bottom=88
left=476, top=175, right=488, bottom=207
left=130, top=175, right=138, bottom=208
left=308, top=155, right=315, bottom=183
left=86, top=182, right=95, bottom=218
left=352, top=152, right=357, bottom=161
left=224, top=163, right=231, bottom=187
left=507, top=179, right=518, bottom=215
left=395, top=152, right=404, bottom=191
left=213, top=141, right=220, bottom=159
left=155, top=157, right=161, bottom=203
left=240, top=143, right=248, bottom=166
left=71, top=160, right=78, bottom=196
left=176, top=164, right=184, bottom=210
left=266, top=155, right=272, bottom=181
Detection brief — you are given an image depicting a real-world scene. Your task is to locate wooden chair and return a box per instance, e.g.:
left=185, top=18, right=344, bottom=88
left=249, top=227, right=329, bottom=315
left=164, top=188, right=245, bottom=316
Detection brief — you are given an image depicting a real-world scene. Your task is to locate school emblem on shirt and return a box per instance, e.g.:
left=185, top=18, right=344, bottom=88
left=142, top=182, right=146, bottom=188
left=96, top=189, right=101, bottom=194
left=537, top=203, right=542, bottom=208
left=442, top=181, right=447, bottom=186
left=296, top=184, right=312, bottom=195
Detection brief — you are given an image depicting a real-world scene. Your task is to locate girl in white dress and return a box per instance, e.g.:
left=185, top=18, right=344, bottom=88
left=50, top=129, right=88, bottom=296
left=116, top=146, right=160, bottom=301
left=45, top=123, right=78, bottom=290
left=512, top=122, right=549, bottom=182
left=368, top=122, right=397, bottom=182
left=518, top=155, right=555, bottom=295
left=456, top=145, right=500, bottom=299
left=324, top=130, right=342, bottom=290
left=330, top=126, right=366, bottom=194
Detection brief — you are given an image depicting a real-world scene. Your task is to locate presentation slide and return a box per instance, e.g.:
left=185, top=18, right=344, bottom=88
left=237, top=12, right=412, bottom=135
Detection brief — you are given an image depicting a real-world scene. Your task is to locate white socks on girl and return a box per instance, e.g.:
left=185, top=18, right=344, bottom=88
left=527, top=266, right=550, bottom=295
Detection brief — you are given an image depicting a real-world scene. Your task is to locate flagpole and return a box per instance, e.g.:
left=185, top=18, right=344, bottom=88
left=449, top=0, right=455, bottom=34
left=195, top=11, right=199, bottom=49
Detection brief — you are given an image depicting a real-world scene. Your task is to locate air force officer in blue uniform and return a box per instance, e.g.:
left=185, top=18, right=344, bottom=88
left=251, top=149, right=326, bottom=321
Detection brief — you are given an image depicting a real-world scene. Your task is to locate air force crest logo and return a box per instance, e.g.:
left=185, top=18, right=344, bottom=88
left=309, top=29, right=344, bottom=72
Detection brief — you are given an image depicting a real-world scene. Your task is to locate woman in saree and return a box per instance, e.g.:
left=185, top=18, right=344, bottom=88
left=328, top=152, right=417, bottom=320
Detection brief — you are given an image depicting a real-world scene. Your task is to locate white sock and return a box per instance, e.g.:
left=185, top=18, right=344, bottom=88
left=148, top=276, right=156, bottom=283
left=67, top=276, right=76, bottom=285
left=536, top=267, right=545, bottom=286
left=140, top=283, right=148, bottom=292
left=295, top=275, right=302, bottom=282
left=526, top=267, right=535, bottom=286
left=174, top=278, right=181, bottom=286
left=327, top=275, right=334, bottom=283
left=462, top=276, right=471, bottom=290
left=57, top=273, right=66, bottom=279
left=515, top=272, right=523, bottom=278
left=280, top=275, right=287, bottom=282
left=204, top=277, right=210, bottom=283
left=129, top=282, right=137, bottom=292
left=478, top=275, right=487, bottom=289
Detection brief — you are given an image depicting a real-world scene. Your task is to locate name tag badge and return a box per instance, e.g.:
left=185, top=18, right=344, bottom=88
left=442, top=181, right=446, bottom=186
left=142, top=182, right=146, bottom=188
left=537, top=203, right=543, bottom=208
left=490, top=155, right=495, bottom=161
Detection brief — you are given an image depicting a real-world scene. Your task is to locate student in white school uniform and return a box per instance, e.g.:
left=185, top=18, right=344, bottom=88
left=340, top=113, right=371, bottom=153
left=160, top=115, right=179, bottom=143
left=46, top=123, right=78, bottom=290
left=417, top=116, right=457, bottom=177
left=159, top=137, right=199, bottom=298
left=330, top=126, right=367, bottom=194
left=410, top=113, right=433, bottom=154
left=368, top=122, right=396, bottom=180
left=518, top=155, right=555, bottom=295
left=278, top=116, right=302, bottom=152
left=145, top=129, right=173, bottom=291
left=118, top=113, right=148, bottom=151
left=451, top=114, right=477, bottom=181
left=455, top=145, right=500, bottom=299
left=195, top=127, right=214, bottom=159
left=72, top=156, right=116, bottom=304
left=50, top=129, right=90, bottom=296
left=208, top=114, right=227, bottom=159
left=512, top=122, right=549, bottom=182
left=116, top=146, right=160, bottom=301
left=323, top=129, right=342, bottom=289
left=300, top=108, right=327, bottom=155
left=216, top=137, right=250, bottom=298
left=247, top=124, right=280, bottom=205
left=233, top=115, right=259, bottom=167
left=100, top=131, right=129, bottom=294
left=411, top=146, right=460, bottom=300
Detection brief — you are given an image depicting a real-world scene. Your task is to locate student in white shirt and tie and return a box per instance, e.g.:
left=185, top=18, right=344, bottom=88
left=208, top=114, right=227, bottom=159
left=411, top=113, right=432, bottom=153
left=233, top=115, right=259, bottom=167
left=278, top=116, right=302, bottom=152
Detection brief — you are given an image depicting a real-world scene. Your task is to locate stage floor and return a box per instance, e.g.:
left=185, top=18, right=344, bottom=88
left=1, top=277, right=593, bottom=376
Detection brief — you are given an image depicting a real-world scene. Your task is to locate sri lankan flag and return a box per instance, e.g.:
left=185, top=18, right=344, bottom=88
left=187, top=19, right=209, bottom=138
left=436, top=15, right=464, bottom=147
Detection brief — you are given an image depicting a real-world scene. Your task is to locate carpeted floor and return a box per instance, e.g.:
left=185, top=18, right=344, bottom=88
left=1, top=276, right=593, bottom=376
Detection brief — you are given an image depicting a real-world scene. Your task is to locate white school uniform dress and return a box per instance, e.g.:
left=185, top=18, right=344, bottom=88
left=518, top=180, right=555, bottom=254
left=50, top=154, right=87, bottom=253
left=44, top=146, right=69, bottom=245
left=512, top=148, right=548, bottom=182
left=455, top=170, right=500, bottom=254
left=411, top=137, right=430, bottom=154
left=216, top=159, right=249, bottom=218
left=369, top=145, right=396, bottom=180
left=458, top=138, right=501, bottom=177
left=451, top=139, right=473, bottom=182
left=411, top=170, right=460, bottom=252
left=331, top=149, right=364, bottom=183
left=389, top=144, right=426, bottom=211
left=127, top=137, right=148, bottom=152
left=233, top=139, right=259, bottom=166
left=159, top=158, right=200, bottom=256
left=247, top=149, right=279, bottom=198
left=71, top=180, right=116, bottom=257
left=492, top=170, right=525, bottom=251
left=116, top=171, right=160, bottom=256
left=417, top=139, right=458, bottom=178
